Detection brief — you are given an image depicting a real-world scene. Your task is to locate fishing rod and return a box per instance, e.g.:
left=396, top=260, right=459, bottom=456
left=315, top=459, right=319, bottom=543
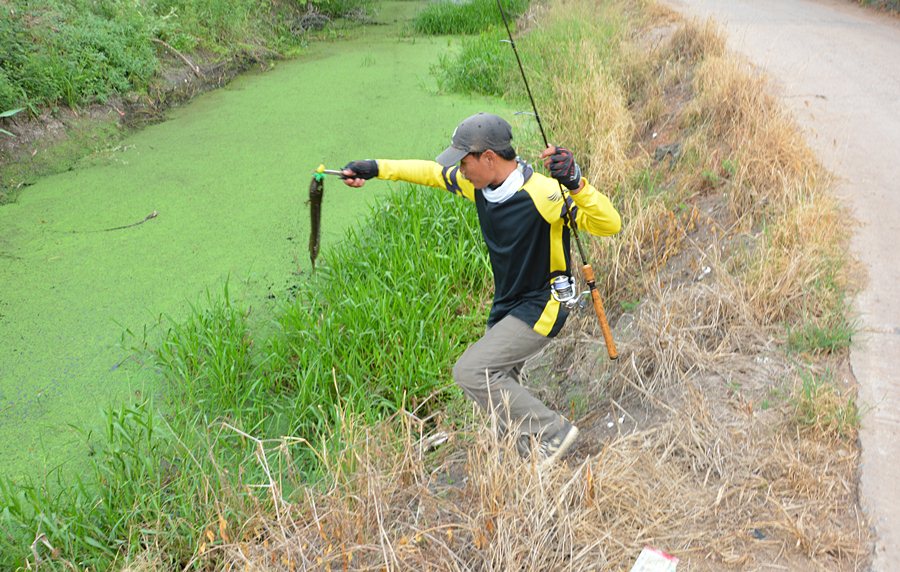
left=495, top=0, right=618, bottom=360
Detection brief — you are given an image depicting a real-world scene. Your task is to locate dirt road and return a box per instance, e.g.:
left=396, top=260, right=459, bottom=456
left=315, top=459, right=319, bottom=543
left=660, top=0, right=900, bottom=568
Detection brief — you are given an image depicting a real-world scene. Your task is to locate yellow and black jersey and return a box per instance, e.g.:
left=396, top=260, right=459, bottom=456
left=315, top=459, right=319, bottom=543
left=377, top=159, right=621, bottom=338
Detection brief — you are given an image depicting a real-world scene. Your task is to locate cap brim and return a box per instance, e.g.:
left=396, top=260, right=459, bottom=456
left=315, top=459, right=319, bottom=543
left=435, top=145, right=469, bottom=167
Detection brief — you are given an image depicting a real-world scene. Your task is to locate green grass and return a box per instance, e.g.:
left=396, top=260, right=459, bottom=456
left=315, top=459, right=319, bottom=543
left=793, top=369, right=859, bottom=439
left=786, top=261, right=855, bottom=355
left=0, top=184, right=491, bottom=568
left=413, top=0, right=529, bottom=35
left=0, top=0, right=372, bottom=112
left=0, top=402, right=218, bottom=569
left=433, top=0, right=623, bottom=146
left=0, top=1, right=158, bottom=110
left=435, top=28, right=516, bottom=96
left=787, top=313, right=855, bottom=354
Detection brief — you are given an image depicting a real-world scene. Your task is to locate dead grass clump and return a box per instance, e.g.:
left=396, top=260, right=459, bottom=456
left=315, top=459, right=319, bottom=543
left=215, top=376, right=863, bottom=571
left=756, top=431, right=864, bottom=561
left=688, top=56, right=821, bottom=218
left=543, top=45, right=635, bottom=192
left=518, top=1, right=636, bottom=192
left=667, top=17, right=725, bottom=63
left=742, top=191, right=849, bottom=325
left=609, top=279, right=762, bottom=398
left=215, top=410, right=702, bottom=571
left=613, top=197, right=697, bottom=276
left=792, top=369, right=860, bottom=441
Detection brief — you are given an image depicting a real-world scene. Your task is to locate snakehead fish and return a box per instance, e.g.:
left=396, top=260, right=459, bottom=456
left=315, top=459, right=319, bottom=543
left=308, top=172, right=324, bottom=270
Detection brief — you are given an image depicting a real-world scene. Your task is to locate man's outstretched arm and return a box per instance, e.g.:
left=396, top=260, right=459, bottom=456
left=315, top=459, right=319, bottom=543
left=342, top=159, right=476, bottom=201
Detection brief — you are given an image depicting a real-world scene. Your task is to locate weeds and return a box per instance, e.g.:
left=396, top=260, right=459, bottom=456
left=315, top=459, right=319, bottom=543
left=858, top=0, right=900, bottom=11
left=0, top=402, right=217, bottom=570
left=268, top=186, right=491, bottom=428
left=435, top=29, right=515, bottom=96
left=788, top=312, right=855, bottom=354
left=794, top=369, right=859, bottom=439
left=0, top=1, right=157, bottom=109
left=413, top=0, right=529, bottom=35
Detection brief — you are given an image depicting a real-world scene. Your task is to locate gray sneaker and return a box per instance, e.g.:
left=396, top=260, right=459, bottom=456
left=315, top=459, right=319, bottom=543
left=517, top=420, right=580, bottom=468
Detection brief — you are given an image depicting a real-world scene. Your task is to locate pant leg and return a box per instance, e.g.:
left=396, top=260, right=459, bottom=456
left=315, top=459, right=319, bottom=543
left=452, top=314, right=563, bottom=436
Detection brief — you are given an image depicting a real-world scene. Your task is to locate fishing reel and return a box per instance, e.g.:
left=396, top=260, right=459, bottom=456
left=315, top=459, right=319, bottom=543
left=550, top=275, right=589, bottom=310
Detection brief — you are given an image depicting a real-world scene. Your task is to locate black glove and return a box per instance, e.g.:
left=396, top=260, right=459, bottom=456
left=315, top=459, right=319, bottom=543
left=342, top=160, right=378, bottom=180
left=545, top=147, right=582, bottom=191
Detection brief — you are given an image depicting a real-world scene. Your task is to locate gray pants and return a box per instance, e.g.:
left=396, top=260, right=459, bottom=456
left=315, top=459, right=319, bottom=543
left=452, top=314, right=564, bottom=436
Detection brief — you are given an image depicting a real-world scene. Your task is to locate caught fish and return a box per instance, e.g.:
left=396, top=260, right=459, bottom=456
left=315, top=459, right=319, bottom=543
left=308, top=172, right=324, bottom=270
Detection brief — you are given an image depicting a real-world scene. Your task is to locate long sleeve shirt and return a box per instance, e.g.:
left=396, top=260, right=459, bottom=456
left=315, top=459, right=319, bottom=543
left=376, top=159, right=621, bottom=337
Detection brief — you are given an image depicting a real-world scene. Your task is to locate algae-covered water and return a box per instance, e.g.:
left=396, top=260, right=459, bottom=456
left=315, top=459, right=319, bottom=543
left=0, top=3, right=504, bottom=479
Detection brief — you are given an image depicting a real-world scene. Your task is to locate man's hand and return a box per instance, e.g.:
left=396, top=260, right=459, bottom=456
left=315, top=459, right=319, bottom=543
left=540, top=145, right=583, bottom=192
left=342, top=160, right=378, bottom=188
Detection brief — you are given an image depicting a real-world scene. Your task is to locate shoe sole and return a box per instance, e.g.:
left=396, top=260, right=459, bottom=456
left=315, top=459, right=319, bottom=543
left=539, top=425, right=580, bottom=469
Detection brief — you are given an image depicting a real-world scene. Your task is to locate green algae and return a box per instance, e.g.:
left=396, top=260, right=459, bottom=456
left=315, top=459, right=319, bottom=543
left=0, top=2, right=508, bottom=479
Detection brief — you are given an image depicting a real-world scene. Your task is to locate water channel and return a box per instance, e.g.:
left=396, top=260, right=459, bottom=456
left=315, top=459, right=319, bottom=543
left=0, top=2, right=505, bottom=479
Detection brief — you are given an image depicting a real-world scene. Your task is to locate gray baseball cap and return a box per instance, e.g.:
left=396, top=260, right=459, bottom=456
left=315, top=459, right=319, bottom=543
left=435, top=113, right=513, bottom=167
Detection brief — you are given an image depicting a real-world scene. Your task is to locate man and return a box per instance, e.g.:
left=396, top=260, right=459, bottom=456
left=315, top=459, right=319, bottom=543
left=342, top=112, right=621, bottom=466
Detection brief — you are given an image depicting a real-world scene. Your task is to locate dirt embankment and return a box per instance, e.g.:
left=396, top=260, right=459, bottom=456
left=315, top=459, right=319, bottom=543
left=661, top=1, right=900, bottom=568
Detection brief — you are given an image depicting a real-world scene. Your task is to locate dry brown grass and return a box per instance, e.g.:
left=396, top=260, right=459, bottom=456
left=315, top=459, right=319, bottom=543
left=667, top=17, right=725, bottom=64
left=198, top=376, right=863, bottom=571
left=688, top=55, right=823, bottom=220
left=183, top=1, right=866, bottom=570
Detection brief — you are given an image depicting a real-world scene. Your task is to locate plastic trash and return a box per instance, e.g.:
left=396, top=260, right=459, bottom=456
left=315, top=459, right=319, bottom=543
left=629, top=546, right=679, bottom=572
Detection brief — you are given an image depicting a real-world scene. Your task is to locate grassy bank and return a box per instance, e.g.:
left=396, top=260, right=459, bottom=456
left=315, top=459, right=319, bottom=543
left=0, top=0, right=372, bottom=202
left=1, top=0, right=865, bottom=569
left=412, top=0, right=529, bottom=35
left=0, top=0, right=370, bottom=113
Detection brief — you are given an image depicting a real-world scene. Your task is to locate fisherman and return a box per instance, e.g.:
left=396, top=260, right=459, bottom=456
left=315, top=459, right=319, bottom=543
left=342, top=112, right=621, bottom=466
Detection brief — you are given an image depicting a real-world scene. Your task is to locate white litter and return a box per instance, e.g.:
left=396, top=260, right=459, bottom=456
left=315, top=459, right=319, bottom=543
left=629, top=546, right=679, bottom=572
left=419, top=431, right=449, bottom=452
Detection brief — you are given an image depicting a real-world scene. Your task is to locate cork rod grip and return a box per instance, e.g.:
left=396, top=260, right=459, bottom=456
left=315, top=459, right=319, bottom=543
left=582, top=264, right=618, bottom=360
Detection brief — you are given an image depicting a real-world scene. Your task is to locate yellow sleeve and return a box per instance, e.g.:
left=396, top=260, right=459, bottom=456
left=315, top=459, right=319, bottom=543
left=524, top=173, right=621, bottom=236
left=570, top=180, right=621, bottom=236
left=377, top=159, right=476, bottom=202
